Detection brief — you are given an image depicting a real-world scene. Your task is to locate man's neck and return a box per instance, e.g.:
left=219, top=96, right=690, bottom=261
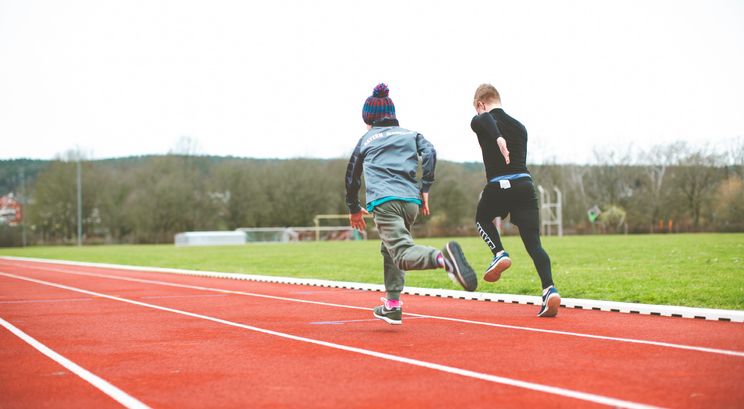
left=484, top=102, right=502, bottom=111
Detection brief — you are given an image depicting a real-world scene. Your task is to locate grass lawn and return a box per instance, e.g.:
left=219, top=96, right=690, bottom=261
left=1, top=233, right=742, bottom=310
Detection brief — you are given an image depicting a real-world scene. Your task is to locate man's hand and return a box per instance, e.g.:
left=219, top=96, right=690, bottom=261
left=421, top=192, right=430, bottom=216
left=349, top=208, right=369, bottom=231
left=497, top=136, right=510, bottom=164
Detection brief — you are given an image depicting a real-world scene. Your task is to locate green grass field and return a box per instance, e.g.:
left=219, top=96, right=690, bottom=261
left=1, top=233, right=742, bottom=310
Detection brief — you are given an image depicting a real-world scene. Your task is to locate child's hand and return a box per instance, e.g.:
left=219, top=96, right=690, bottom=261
left=349, top=208, right=369, bottom=231
left=421, top=192, right=430, bottom=216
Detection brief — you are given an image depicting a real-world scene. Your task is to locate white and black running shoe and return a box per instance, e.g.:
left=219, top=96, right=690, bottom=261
left=442, top=241, right=478, bottom=292
left=538, top=286, right=561, bottom=317
left=484, top=250, right=511, bottom=282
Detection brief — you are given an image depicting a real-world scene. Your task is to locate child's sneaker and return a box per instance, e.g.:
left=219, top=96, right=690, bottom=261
left=484, top=250, right=511, bottom=282
left=538, top=286, right=561, bottom=317
left=373, top=297, right=403, bottom=325
left=442, top=241, right=478, bottom=292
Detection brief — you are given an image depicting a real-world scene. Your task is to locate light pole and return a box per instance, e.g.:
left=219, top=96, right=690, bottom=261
left=20, top=168, right=27, bottom=247
left=76, top=158, right=82, bottom=246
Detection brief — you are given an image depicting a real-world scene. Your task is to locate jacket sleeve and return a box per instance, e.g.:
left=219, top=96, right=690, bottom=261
left=344, top=138, right=365, bottom=213
left=471, top=112, right=502, bottom=144
left=416, top=133, right=437, bottom=193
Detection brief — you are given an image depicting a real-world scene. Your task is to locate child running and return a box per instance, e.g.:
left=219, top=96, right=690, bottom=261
left=345, top=83, right=477, bottom=325
left=470, top=83, right=561, bottom=317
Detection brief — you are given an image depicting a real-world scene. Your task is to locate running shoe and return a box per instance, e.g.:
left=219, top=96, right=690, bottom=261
left=373, top=297, right=403, bottom=325
left=538, top=286, right=561, bottom=317
left=484, top=251, right=511, bottom=282
left=442, top=241, right=478, bottom=292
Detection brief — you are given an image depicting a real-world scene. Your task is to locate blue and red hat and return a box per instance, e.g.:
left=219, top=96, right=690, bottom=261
left=362, top=83, right=396, bottom=125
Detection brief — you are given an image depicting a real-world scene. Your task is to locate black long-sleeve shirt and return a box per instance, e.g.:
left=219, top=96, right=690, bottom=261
left=470, top=108, right=529, bottom=181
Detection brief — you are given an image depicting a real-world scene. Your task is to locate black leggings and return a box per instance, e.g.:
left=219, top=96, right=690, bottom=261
left=475, top=178, right=554, bottom=289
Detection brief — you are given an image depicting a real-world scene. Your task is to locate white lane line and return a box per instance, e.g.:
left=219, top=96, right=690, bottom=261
left=0, top=315, right=150, bottom=409
left=5, top=256, right=742, bottom=322
left=13, top=265, right=744, bottom=359
left=310, top=317, right=429, bottom=325
left=0, top=297, right=93, bottom=304
left=310, top=319, right=383, bottom=325
left=0, top=271, right=663, bottom=409
left=139, top=294, right=228, bottom=300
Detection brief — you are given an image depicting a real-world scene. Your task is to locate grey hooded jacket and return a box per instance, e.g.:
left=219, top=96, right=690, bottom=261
left=345, top=119, right=437, bottom=213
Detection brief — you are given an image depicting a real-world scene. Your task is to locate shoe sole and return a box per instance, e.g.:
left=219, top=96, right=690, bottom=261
left=373, top=311, right=402, bottom=325
left=445, top=242, right=477, bottom=292
left=538, top=293, right=561, bottom=317
left=484, top=257, right=511, bottom=282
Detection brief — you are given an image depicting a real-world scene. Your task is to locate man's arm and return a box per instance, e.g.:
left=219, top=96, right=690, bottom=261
left=416, top=133, right=437, bottom=216
left=471, top=113, right=510, bottom=164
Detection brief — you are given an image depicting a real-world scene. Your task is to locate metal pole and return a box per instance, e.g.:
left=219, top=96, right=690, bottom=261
left=554, top=186, right=563, bottom=237
left=76, top=158, right=82, bottom=246
left=314, top=216, right=320, bottom=241
left=20, top=169, right=27, bottom=247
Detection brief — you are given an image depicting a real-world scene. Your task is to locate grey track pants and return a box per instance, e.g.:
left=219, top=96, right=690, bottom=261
left=372, top=200, right=441, bottom=301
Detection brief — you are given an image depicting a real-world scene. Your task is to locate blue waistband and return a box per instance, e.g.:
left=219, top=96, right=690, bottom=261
left=489, top=173, right=531, bottom=183
left=366, top=196, right=422, bottom=212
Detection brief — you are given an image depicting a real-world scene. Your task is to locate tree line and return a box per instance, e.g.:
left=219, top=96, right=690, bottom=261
left=0, top=140, right=742, bottom=246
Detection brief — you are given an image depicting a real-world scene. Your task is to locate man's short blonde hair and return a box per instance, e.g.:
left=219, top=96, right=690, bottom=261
left=473, top=83, right=501, bottom=108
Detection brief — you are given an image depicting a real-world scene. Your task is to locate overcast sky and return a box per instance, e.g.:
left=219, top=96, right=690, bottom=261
left=1, top=0, right=743, bottom=164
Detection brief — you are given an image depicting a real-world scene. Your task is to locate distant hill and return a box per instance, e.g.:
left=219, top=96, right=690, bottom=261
left=0, top=155, right=348, bottom=195
left=0, top=159, right=49, bottom=195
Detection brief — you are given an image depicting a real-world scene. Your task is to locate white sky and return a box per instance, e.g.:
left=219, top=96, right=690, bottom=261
left=1, top=0, right=743, bottom=164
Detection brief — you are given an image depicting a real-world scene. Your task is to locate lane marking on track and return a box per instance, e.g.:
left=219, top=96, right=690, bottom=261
left=139, top=294, right=228, bottom=300
left=9, top=265, right=744, bottom=358
left=0, top=297, right=93, bottom=304
left=0, top=315, right=150, bottom=409
left=310, top=316, right=429, bottom=325
left=0, top=271, right=664, bottom=409
left=4, top=256, right=743, bottom=322
left=290, top=290, right=356, bottom=295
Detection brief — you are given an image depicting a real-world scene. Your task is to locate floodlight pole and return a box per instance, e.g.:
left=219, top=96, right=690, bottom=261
left=20, top=168, right=27, bottom=247
left=76, top=158, right=82, bottom=246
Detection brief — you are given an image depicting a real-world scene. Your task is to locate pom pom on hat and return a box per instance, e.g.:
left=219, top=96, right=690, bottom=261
left=372, top=83, right=389, bottom=98
left=363, top=83, right=396, bottom=125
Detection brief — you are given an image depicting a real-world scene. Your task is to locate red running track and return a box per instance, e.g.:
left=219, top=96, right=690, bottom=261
left=1, top=258, right=743, bottom=409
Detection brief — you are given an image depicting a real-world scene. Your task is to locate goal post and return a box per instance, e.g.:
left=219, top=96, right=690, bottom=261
left=537, top=186, right=563, bottom=237
left=237, top=226, right=364, bottom=242
left=313, top=214, right=372, bottom=241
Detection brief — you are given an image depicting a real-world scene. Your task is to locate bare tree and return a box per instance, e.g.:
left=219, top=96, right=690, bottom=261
left=638, top=142, right=687, bottom=232
left=729, top=137, right=744, bottom=178
left=169, top=136, right=203, bottom=156
left=713, top=175, right=744, bottom=231
left=588, top=147, right=635, bottom=206
left=671, top=148, right=724, bottom=230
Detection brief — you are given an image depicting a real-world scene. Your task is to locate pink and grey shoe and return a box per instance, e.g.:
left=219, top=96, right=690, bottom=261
left=373, top=297, right=403, bottom=325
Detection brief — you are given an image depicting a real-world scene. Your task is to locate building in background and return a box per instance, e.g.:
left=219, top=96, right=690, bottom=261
left=0, top=193, right=22, bottom=226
